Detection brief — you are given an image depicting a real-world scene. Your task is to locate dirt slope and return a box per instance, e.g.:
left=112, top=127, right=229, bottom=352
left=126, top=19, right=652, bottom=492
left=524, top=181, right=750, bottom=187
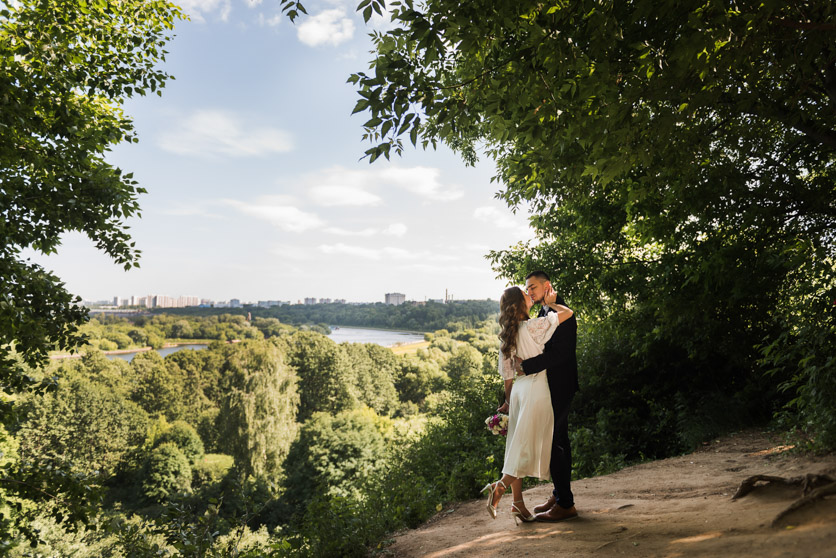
left=387, top=431, right=836, bottom=557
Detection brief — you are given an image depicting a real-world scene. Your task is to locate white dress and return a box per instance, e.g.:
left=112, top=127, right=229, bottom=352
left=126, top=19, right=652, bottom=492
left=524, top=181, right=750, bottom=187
left=498, top=312, right=561, bottom=480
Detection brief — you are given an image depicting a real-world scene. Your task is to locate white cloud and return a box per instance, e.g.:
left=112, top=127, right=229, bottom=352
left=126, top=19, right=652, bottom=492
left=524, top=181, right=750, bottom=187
left=401, top=263, right=485, bottom=275
left=464, top=243, right=490, bottom=252
left=303, top=164, right=462, bottom=204
left=384, top=223, right=407, bottom=236
left=473, top=206, right=533, bottom=238
left=319, top=243, right=381, bottom=259
left=297, top=9, right=355, bottom=47
left=321, top=222, right=406, bottom=237
left=380, top=166, right=464, bottom=201
left=323, top=226, right=377, bottom=236
left=159, top=110, right=293, bottom=158
left=160, top=205, right=225, bottom=219
left=308, top=185, right=382, bottom=207
left=257, top=12, right=282, bottom=26
left=272, top=244, right=315, bottom=261
left=176, top=0, right=232, bottom=22
left=224, top=197, right=323, bottom=232
left=318, top=243, right=457, bottom=262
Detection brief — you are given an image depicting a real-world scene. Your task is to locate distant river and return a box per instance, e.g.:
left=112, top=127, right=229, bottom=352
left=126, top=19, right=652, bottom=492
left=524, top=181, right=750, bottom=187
left=103, top=328, right=424, bottom=362
left=327, top=326, right=425, bottom=347
left=106, top=343, right=209, bottom=363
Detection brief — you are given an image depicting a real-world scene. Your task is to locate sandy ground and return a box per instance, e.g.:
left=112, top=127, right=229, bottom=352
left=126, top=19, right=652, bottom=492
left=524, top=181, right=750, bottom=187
left=386, top=430, right=836, bottom=557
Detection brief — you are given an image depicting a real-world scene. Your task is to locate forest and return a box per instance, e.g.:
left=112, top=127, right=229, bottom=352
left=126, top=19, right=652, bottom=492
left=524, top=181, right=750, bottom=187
left=157, top=299, right=499, bottom=333
left=2, top=0, right=834, bottom=555
left=2, top=297, right=825, bottom=555
left=3, top=312, right=512, bottom=555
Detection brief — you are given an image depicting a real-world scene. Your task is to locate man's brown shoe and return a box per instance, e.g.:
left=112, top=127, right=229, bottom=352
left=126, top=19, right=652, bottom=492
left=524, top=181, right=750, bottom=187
left=535, top=504, right=578, bottom=523
left=533, top=496, right=556, bottom=514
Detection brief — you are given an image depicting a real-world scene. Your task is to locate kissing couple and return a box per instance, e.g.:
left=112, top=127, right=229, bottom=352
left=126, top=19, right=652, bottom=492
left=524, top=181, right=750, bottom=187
left=483, top=270, right=580, bottom=524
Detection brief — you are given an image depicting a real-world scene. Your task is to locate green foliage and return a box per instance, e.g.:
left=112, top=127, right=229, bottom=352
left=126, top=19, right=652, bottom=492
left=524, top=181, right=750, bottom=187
left=192, top=454, right=234, bottom=489
left=142, top=442, right=191, bottom=503
left=403, top=375, right=505, bottom=501
left=154, top=420, right=205, bottom=466
left=760, top=265, right=836, bottom=451
left=165, top=347, right=223, bottom=410
left=395, top=358, right=445, bottom=407
left=17, top=376, right=149, bottom=479
left=196, top=407, right=221, bottom=453
left=0, top=441, right=102, bottom=549
left=279, top=408, right=390, bottom=521
left=297, top=495, right=375, bottom=558
left=5, top=512, right=118, bottom=558
left=285, top=375, right=506, bottom=557
left=0, top=422, right=21, bottom=549
left=284, top=332, right=357, bottom=422
left=442, top=345, right=483, bottom=384
left=0, top=0, right=183, bottom=391
left=130, top=351, right=187, bottom=421
left=251, top=317, right=294, bottom=338
left=216, top=340, right=299, bottom=479
left=341, top=343, right=399, bottom=416
left=110, top=494, right=287, bottom=557
left=349, top=0, right=836, bottom=450
left=162, top=299, right=499, bottom=332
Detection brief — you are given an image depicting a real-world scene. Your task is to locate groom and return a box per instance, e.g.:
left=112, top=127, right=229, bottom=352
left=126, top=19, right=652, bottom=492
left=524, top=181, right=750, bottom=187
left=514, top=270, right=579, bottom=522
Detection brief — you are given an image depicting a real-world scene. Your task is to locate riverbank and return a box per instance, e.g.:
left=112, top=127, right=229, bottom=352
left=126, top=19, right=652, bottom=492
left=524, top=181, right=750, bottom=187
left=330, top=325, right=428, bottom=335
left=386, top=430, right=836, bottom=557
left=48, top=340, right=227, bottom=360
left=327, top=326, right=426, bottom=348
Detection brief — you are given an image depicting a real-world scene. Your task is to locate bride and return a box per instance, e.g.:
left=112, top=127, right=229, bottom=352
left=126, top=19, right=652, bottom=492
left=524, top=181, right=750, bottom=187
left=483, top=285, right=573, bottom=524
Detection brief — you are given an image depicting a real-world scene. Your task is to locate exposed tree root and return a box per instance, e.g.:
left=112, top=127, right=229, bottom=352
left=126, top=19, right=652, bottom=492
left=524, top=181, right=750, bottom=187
left=732, top=473, right=836, bottom=526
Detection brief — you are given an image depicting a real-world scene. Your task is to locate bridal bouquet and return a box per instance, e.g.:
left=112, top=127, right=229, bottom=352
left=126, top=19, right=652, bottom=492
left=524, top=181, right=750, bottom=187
left=485, top=413, right=509, bottom=436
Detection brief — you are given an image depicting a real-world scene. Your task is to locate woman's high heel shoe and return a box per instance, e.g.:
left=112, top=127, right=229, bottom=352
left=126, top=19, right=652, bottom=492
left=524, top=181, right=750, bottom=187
left=480, top=480, right=507, bottom=519
left=511, top=500, right=536, bottom=525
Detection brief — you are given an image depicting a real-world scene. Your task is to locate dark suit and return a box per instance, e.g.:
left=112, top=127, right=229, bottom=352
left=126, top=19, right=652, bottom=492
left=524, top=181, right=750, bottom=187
left=521, top=299, right=578, bottom=509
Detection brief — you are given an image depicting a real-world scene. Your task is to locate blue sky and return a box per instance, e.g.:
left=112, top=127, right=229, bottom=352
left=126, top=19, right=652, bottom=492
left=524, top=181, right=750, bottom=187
left=31, top=0, right=534, bottom=304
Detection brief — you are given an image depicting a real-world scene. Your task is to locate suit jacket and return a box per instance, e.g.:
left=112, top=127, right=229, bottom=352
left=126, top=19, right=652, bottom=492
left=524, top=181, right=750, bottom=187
left=521, top=297, right=579, bottom=398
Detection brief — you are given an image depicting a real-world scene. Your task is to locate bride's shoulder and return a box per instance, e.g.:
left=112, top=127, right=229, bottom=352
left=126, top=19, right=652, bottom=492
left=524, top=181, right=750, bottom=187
left=523, top=313, right=559, bottom=334
left=524, top=313, right=557, bottom=327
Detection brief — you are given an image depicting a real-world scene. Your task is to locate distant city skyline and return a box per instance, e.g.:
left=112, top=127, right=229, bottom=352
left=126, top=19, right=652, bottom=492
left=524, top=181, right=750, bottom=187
left=25, top=0, right=534, bottom=304
left=89, top=290, right=474, bottom=308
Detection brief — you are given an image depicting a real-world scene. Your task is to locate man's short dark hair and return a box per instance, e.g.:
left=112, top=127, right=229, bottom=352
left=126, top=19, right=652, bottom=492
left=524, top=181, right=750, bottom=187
left=525, top=270, right=550, bottom=282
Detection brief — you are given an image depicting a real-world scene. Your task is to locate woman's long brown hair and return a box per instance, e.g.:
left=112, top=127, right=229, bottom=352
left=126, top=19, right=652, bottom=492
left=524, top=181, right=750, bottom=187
left=499, top=286, right=528, bottom=359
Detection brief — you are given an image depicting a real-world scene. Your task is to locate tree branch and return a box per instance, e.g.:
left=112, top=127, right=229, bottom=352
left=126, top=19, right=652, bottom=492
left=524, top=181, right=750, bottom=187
left=437, top=48, right=533, bottom=91
left=772, top=18, right=836, bottom=31
left=821, top=61, right=836, bottom=108
left=727, top=92, right=836, bottom=150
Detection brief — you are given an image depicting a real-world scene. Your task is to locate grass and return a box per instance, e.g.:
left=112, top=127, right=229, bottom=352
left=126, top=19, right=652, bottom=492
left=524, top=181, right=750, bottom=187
left=389, top=341, right=431, bottom=355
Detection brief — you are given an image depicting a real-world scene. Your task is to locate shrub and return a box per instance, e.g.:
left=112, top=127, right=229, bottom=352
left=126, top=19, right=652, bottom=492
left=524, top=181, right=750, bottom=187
left=759, top=281, right=836, bottom=452
left=98, top=339, right=118, bottom=351
left=192, top=454, right=234, bottom=489
left=196, top=407, right=221, bottom=453
left=279, top=408, right=389, bottom=521
left=142, top=442, right=192, bottom=503
left=16, top=377, right=149, bottom=479
left=107, top=332, right=134, bottom=350
left=155, top=420, right=204, bottom=465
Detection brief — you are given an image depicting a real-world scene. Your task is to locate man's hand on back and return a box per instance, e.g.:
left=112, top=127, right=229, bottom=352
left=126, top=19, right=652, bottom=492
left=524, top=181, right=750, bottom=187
left=512, top=355, right=524, bottom=376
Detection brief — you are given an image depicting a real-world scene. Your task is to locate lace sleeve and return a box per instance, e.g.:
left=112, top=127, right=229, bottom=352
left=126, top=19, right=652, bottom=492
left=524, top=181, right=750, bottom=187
left=526, top=312, right=561, bottom=346
left=498, top=351, right=515, bottom=380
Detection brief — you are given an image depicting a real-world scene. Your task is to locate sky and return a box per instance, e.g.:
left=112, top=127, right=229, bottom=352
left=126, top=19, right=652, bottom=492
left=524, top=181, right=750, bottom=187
left=29, top=0, right=534, bottom=304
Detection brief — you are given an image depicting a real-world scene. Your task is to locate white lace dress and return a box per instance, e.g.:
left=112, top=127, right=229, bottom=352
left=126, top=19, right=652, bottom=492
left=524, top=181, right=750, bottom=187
left=498, top=312, right=561, bottom=480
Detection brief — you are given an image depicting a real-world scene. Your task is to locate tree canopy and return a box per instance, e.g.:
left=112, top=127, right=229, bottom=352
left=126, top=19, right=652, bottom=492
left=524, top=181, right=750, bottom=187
left=349, top=0, right=835, bottom=444
left=0, top=0, right=183, bottom=392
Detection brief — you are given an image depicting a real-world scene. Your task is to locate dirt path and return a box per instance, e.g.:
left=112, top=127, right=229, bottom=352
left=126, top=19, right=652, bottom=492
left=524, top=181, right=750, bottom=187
left=387, top=431, right=836, bottom=557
